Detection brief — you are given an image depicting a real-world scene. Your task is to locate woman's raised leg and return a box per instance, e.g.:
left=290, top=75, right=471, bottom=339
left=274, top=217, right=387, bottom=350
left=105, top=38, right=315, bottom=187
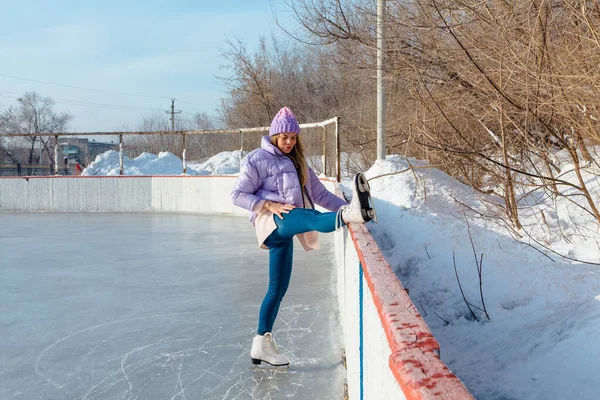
left=274, top=208, right=343, bottom=238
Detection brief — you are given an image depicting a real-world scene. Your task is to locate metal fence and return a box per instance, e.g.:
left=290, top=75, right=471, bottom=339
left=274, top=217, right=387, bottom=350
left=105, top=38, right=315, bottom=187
left=0, top=117, right=342, bottom=181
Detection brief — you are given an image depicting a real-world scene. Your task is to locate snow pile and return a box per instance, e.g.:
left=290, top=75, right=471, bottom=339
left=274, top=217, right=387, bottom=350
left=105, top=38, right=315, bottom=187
left=132, top=152, right=187, bottom=175
left=82, top=150, right=241, bottom=176
left=187, top=150, right=245, bottom=175
left=514, top=150, right=600, bottom=263
left=361, top=154, right=600, bottom=400
left=81, top=150, right=122, bottom=176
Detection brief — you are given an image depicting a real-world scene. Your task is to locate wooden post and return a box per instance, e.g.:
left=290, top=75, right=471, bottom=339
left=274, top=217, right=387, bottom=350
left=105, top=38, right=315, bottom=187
left=322, top=126, right=327, bottom=176
left=54, top=135, right=59, bottom=175
left=335, top=117, right=341, bottom=182
left=240, top=131, right=244, bottom=168
left=182, top=132, right=187, bottom=174
left=119, top=135, right=124, bottom=176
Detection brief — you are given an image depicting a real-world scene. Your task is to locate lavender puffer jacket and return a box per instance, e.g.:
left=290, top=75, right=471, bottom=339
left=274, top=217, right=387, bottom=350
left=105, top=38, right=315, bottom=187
left=231, top=136, right=347, bottom=223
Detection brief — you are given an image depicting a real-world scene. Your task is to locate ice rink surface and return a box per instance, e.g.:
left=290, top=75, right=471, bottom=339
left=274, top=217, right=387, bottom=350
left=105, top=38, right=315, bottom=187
left=0, top=213, right=344, bottom=399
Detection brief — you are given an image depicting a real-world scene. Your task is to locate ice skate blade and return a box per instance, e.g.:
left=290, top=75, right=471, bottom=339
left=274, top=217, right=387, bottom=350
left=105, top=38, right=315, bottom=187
left=370, top=207, right=378, bottom=223
left=250, top=364, right=290, bottom=372
left=356, top=173, right=370, bottom=193
left=356, top=193, right=374, bottom=223
left=251, top=357, right=289, bottom=367
left=358, top=202, right=378, bottom=224
left=361, top=209, right=372, bottom=222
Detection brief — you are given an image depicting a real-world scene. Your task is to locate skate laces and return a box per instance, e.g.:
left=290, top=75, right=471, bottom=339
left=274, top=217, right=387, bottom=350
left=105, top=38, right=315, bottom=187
left=264, top=333, right=280, bottom=354
left=335, top=206, right=347, bottom=231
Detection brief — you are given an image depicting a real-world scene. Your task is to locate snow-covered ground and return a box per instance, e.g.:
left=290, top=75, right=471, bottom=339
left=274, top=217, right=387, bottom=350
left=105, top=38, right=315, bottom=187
left=82, top=148, right=600, bottom=399
left=82, top=150, right=244, bottom=176
left=364, top=155, right=600, bottom=400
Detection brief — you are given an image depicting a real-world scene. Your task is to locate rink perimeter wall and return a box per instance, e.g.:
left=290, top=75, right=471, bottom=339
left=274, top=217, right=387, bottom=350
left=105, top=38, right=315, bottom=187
left=0, top=176, right=473, bottom=400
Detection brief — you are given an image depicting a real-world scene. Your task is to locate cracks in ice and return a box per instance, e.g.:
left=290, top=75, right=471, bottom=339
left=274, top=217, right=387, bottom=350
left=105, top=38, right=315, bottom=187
left=27, top=307, right=341, bottom=400
left=7, top=215, right=344, bottom=399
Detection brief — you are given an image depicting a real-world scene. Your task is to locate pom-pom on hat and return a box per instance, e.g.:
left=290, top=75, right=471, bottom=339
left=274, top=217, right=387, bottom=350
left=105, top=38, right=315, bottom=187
left=269, top=107, right=300, bottom=136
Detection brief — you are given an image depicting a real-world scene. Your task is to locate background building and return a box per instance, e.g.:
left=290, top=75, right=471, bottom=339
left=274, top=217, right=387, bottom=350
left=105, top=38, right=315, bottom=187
left=59, top=138, right=118, bottom=166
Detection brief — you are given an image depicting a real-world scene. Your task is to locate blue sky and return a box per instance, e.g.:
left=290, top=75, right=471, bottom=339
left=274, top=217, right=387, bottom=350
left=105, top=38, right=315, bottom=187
left=0, top=0, right=285, bottom=131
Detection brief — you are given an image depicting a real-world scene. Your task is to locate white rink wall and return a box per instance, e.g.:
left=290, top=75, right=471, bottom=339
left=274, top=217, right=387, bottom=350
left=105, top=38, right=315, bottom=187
left=0, top=176, right=473, bottom=399
left=334, top=227, right=406, bottom=399
left=0, top=176, right=246, bottom=215
left=339, top=223, right=474, bottom=400
left=0, top=177, right=153, bottom=212
left=150, top=176, right=244, bottom=214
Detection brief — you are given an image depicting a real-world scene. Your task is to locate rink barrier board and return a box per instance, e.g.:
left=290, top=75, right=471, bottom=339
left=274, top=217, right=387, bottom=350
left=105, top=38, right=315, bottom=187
left=0, top=175, right=245, bottom=215
left=0, top=175, right=473, bottom=399
left=346, top=223, right=474, bottom=400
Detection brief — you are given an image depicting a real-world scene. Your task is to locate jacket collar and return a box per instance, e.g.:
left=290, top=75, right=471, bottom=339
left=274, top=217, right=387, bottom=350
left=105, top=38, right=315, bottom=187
left=261, top=135, right=284, bottom=156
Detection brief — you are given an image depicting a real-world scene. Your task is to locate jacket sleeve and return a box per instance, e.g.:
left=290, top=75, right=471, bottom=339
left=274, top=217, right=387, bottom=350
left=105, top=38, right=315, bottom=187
left=230, top=156, right=263, bottom=212
left=308, top=167, right=347, bottom=211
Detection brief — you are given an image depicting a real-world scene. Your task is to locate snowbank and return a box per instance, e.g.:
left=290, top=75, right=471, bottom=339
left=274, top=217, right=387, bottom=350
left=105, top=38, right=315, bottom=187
left=364, top=154, right=600, bottom=400
left=82, top=151, right=199, bottom=176
left=82, top=150, right=245, bottom=177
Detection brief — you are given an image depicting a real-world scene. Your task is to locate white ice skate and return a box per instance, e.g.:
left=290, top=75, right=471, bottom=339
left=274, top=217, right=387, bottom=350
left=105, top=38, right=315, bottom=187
left=339, top=173, right=377, bottom=225
left=250, top=332, right=290, bottom=366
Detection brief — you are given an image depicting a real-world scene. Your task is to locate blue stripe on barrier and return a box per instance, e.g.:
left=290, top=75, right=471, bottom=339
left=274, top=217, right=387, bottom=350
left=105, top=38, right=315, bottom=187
left=359, top=262, right=364, bottom=400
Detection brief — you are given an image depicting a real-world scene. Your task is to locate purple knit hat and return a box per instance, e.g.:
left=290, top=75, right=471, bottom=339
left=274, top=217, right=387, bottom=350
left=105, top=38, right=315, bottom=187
left=269, top=107, right=300, bottom=136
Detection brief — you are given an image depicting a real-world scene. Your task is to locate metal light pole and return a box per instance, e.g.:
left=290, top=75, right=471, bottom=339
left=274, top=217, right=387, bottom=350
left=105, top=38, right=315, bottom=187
left=165, top=99, right=181, bottom=132
left=377, top=0, right=387, bottom=161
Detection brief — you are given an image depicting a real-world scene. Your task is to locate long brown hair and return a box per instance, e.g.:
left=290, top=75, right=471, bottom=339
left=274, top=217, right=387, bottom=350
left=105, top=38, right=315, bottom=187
left=271, top=134, right=308, bottom=186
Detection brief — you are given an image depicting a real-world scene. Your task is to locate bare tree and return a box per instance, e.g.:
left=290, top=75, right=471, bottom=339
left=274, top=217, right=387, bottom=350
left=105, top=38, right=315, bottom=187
left=5, top=92, right=72, bottom=171
left=282, top=0, right=600, bottom=230
left=185, top=111, right=221, bottom=160
left=128, top=111, right=184, bottom=156
left=0, top=106, right=20, bottom=163
left=218, top=33, right=378, bottom=172
left=190, top=111, right=214, bottom=131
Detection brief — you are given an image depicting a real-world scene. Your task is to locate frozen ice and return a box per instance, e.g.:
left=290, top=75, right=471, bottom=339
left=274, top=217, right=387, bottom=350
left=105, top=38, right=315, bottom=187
left=0, top=213, right=344, bottom=399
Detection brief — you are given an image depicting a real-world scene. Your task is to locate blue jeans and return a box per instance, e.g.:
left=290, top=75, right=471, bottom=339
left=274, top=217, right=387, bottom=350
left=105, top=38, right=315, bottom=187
left=257, top=208, right=344, bottom=335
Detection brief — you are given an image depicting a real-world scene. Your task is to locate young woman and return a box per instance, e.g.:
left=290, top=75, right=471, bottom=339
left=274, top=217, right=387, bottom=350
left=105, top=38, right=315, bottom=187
left=230, top=107, right=373, bottom=366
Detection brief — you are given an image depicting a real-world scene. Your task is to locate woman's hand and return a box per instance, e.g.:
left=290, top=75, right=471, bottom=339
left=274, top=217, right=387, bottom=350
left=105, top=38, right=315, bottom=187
left=263, top=201, right=295, bottom=219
